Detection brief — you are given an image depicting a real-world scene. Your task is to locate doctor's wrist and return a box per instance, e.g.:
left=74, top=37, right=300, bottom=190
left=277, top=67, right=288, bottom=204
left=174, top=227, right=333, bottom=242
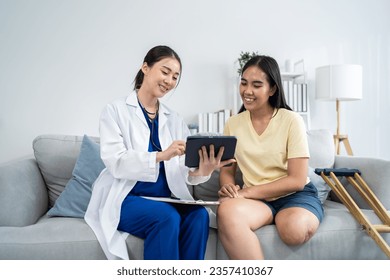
left=156, top=151, right=167, bottom=162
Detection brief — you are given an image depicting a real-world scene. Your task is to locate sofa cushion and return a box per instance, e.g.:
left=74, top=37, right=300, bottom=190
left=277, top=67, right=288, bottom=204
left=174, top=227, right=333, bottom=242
left=33, top=134, right=99, bottom=207
left=307, top=129, right=335, bottom=169
left=47, top=135, right=105, bottom=218
left=0, top=215, right=107, bottom=259
left=334, top=156, right=390, bottom=209
left=306, top=129, right=334, bottom=202
left=193, top=168, right=243, bottom=202
left=193, top=170, right=220, bottom=202
left=308, top=167, right=331, bottom=203
left=0, top=158, right=48, bottom=227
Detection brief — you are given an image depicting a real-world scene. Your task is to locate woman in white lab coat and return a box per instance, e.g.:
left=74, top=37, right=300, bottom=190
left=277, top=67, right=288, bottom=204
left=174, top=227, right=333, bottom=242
left=84, top=45, right=233, bottom=260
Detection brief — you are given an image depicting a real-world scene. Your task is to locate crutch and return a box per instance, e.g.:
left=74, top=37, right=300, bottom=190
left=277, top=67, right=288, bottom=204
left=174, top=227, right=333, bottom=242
left=315, top=168, right=390, bottom=258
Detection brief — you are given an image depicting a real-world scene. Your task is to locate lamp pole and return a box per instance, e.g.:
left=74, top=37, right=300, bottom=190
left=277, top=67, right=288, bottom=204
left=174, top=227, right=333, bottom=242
left=336, top=99, right=340, bottom=137
left=334, top=99, right=353, bottom=155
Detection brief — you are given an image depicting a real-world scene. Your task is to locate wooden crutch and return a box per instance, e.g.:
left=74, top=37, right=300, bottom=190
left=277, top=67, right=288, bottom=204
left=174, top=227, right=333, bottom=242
left=315, top=168, right=390, bottom=258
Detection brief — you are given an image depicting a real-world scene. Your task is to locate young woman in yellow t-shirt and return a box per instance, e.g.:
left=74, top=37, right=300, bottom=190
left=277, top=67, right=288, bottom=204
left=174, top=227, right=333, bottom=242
left=217, top=55, right=324, bottom=260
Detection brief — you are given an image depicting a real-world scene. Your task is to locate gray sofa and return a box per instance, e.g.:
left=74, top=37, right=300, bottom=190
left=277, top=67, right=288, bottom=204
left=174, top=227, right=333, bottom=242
left=1, top=130, right=389, bottom=259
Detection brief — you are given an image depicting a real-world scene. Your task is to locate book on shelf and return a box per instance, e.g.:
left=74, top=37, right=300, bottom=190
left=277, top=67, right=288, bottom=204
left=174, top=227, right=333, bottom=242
left=297, top=84, right=302, bottom=112
left=293, top=84, right=298, bottom=111
left=207, top=112, right=214, bottom=133
left=283, top=80, right=292, bottom=109
left=282, top=82, right=307, bottom=113
left=197, top=109, right=231, bottom=134
left=302, top=85, right=307, bottom=112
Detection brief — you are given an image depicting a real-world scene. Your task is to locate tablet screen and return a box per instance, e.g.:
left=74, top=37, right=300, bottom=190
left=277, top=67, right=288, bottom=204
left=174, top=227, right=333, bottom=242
left=184, top=135, right=237, bottom=167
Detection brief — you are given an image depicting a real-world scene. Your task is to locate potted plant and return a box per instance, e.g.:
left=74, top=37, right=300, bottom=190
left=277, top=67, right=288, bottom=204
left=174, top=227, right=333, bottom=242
left=237, top=51, right=258, bottom=75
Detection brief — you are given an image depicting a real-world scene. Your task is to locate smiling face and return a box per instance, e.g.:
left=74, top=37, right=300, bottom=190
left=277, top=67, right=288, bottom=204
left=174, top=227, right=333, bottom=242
left=140, top=57, right=181, bottom=98
left=240, top=65, right=276, bottom=112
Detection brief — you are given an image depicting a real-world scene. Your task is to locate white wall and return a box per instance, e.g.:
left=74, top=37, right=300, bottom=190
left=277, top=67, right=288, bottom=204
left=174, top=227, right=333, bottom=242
left=1, top=0, right=389, bottom=164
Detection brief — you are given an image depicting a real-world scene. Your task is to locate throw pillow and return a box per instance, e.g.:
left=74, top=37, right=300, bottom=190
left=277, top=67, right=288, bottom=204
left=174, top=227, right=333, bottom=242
left=33, top=134, right=89, bottom=208
left=47, top=135, right=105, bottom=218
left=308, top=167, right=331, bottom=204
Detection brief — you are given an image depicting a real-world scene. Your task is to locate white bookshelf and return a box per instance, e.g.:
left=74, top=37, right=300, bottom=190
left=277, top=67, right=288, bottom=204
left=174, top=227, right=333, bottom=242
left=281, top=59, right=311, bottom=130
left=197, top=109, right=231, bottom=134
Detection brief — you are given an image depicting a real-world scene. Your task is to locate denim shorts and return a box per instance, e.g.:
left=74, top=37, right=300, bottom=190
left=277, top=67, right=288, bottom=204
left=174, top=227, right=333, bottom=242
left=262, top=182, right=324, bottom=222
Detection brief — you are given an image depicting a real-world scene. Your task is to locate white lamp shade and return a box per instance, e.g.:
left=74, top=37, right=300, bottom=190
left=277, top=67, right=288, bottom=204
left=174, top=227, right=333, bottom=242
left=315, top=64, right=363, bottom=101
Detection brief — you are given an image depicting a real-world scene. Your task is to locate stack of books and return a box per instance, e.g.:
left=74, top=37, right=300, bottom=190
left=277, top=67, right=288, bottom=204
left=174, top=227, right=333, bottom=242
left=197, top=109, right=231, bottom=134
left=282, top=81, right=308, bottom=112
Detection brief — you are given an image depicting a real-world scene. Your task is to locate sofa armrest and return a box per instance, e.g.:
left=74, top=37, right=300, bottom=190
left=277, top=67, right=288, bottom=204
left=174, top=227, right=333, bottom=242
left=0, top=158, right=48, bottom=226
left=334, top=155, right=390, bottom=209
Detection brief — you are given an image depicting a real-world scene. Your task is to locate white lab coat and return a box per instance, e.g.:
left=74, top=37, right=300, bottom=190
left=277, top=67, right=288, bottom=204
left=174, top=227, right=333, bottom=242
left=84, top=91, right=211, bottom=260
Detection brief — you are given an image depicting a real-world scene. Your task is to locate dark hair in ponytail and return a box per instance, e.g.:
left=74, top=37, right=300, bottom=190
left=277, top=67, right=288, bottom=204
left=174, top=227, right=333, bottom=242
left=238, top=55, right=291, bottom=113
left=133, top=45, right=182, bottom=91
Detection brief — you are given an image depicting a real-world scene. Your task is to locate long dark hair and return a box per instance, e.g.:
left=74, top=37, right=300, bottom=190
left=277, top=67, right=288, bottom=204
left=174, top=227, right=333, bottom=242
left=133, top=45, right=182, bottom=91
left=238, top=55, right=291, bottom=113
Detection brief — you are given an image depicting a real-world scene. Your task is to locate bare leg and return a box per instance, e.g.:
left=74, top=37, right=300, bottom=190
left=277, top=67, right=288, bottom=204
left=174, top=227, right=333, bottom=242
left=275, top=207, right=320, bottom=245
left=217, top=198, right=273, bottom=260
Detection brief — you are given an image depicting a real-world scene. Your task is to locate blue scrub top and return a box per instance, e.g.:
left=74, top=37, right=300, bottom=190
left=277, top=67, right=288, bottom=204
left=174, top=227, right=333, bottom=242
left=130, top=103, right=171, bottom=197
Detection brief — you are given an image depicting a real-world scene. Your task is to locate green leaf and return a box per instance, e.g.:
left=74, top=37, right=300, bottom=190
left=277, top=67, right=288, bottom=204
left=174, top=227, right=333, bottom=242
left=237, top=51, right=259, bottom=74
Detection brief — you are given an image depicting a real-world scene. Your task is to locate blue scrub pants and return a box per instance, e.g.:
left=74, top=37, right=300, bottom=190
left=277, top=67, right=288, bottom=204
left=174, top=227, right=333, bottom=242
left=117, top=195, right=209, bottom=260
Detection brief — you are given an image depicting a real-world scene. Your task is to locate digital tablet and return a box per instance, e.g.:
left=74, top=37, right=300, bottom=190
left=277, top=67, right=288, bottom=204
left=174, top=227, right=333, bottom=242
left=185, top=135, right=237, bottom=167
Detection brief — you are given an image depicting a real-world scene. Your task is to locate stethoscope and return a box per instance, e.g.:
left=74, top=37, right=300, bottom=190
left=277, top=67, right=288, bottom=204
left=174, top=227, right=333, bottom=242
left=148, top=117, right=162, bottom=152
left=138, top=98, right=162, bottom=152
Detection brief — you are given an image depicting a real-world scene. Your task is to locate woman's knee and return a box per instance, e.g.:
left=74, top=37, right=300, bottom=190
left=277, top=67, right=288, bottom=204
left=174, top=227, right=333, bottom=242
left=217, top=200, right=237, bottom=220
left=278, top=226, right=316, bottom=245
left=217, top=199, right=249, bottom=231
left=276, top=212, right=319, bottom=245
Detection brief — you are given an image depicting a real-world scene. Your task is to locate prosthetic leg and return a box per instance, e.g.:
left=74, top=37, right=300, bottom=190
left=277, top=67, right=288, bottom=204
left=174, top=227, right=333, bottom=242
left=315, top=168, right=390, bottom=258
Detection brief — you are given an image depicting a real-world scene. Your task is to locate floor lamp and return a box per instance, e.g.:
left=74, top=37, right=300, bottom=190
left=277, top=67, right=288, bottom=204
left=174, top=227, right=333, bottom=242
left=315, top=64, right=363, bottom=155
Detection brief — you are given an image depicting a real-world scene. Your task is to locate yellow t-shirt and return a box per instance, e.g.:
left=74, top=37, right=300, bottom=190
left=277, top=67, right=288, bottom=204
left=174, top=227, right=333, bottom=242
left=224, top=109, right=309, bottom=189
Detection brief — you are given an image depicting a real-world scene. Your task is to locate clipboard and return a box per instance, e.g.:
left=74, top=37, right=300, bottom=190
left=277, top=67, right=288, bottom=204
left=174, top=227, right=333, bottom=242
left=184, top=135, right=237, bottom=167
left=142, top=196, right=220, bottom=205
